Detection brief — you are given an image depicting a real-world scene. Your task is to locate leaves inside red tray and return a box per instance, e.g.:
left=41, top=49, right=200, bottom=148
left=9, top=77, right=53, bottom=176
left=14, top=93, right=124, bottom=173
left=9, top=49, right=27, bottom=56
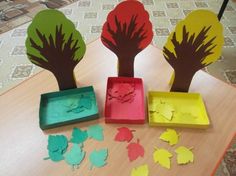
left=114, top=127, right=135, bottom=142
left=108, top=83, right=136, bottom=103
left=127, top=139, right=145, bottom=162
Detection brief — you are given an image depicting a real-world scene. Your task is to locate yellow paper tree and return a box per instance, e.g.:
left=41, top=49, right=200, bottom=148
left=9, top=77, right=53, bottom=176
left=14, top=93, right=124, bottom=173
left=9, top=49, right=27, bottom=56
left=163, top=10, right=224, bottom=92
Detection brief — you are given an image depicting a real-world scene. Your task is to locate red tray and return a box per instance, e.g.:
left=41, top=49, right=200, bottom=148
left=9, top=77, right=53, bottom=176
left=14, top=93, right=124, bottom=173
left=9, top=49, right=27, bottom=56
left=105, top=77, right=145, bottom=124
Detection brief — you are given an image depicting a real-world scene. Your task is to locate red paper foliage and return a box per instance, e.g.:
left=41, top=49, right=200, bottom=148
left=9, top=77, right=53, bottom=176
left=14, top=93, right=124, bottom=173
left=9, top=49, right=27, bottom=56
left=102, top=0, right=153, bottom=55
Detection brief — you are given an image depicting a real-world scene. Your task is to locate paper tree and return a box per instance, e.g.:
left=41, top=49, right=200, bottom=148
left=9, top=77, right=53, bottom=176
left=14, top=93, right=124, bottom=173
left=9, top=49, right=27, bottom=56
left=101, top=0, right=153, bottom=77
left=163, top=10, right=224, bottom=92
left=26, top=9, right=86, bottom=90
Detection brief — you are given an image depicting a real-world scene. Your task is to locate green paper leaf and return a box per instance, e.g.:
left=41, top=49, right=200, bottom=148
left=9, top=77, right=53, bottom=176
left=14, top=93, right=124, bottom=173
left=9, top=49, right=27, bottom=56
left=64, top=144, right=85, bottom=167
left=159, top=128, right=180, bottom=146
left=48, top=150, right=64, bottom=162
left=70, top=127, right=88, bottom=144
left=45, top=135, right=68, bottom=162
left=89, top=149, right=108, bottom=169
left=175, top=146, right=194, bottom=165
left=48, top=135, right=68, bottom=152
left=79, top=96, right=92, bottom=109
left=87, top=124, right=104, bottom=141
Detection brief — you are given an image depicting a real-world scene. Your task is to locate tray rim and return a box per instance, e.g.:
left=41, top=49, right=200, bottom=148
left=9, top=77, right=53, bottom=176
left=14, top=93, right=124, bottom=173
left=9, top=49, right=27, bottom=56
left=39, top=86, right=99, bottom=130
left=147, top=91, right=210, bottom=129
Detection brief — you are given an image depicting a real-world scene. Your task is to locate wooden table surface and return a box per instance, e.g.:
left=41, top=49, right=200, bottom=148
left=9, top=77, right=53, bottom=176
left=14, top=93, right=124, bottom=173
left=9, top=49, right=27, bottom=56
left=0, top=39, right=236, bottom=176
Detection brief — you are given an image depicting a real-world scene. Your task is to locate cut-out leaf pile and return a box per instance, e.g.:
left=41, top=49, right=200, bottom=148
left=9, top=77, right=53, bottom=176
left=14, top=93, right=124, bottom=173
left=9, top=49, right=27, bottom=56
left=149, top=100, right=175, bottom=120
left=44, top=124, right=108, bottom=170
left=67, top=95, right=92, bottom=113
left=45, top=135, right=68, bottom=162
left=108, top=83, right=136, bottom=103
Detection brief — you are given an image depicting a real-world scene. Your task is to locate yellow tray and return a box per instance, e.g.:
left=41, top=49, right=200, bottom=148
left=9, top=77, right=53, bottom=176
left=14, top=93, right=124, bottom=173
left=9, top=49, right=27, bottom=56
left=148, top=91, right=210, bottom=129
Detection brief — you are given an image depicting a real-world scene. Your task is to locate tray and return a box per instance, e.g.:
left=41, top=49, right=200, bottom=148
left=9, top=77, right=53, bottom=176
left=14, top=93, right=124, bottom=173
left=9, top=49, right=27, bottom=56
left=105, top=77, right=145, bottom=124
left=148, top=91, right=210, bottom=128
left=39, top=86, right=99, bottom=130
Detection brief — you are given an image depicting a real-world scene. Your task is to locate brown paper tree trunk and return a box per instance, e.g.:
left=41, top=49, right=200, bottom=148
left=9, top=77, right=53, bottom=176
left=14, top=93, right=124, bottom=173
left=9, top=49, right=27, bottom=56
left=54, top=69, right=77, bottom=90
left=170, top=70, right=196, bottom=92
left=118, top=57, right=135, bottom=77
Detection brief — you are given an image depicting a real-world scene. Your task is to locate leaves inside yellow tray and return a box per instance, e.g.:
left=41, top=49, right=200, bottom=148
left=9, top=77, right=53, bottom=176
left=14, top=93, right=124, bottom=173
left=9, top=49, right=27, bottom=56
left=159, top=128, right=180, bottom=146
left=131, top=164, right=149, bottom=176
left=174, top=112, right=197, bottom=122
left=153, top=147, right=172, bottom=169
left=149, top=100, right=175, bottom=121
left=175, top=146, right=194, bottom=165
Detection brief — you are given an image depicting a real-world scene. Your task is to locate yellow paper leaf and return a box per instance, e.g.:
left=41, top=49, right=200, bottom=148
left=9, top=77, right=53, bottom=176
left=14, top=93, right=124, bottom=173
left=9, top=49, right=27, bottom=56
left=175, top=146, right=194, bottom=165
left=159, top=128, right=180, bottom=146
left=153, top=147, right=172, bottom=169
left=156, top=103, right=175, bottom=121
left=131, top=164, right=149, bottom=176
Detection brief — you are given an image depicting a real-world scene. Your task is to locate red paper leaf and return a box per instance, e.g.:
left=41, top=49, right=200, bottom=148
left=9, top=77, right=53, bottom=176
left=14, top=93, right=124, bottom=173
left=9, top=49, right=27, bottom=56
left=127, top=139, right=145, bottom=162
left=114, top=127, right=135, bottom=142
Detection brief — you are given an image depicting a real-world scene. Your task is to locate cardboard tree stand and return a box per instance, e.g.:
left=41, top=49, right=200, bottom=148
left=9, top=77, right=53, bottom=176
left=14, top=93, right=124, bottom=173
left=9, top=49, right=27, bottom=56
left=148, top=10, right=224, bottom=128
left=101, top=0, right=153, bottom=124
left=163, top=10, right=224, bottom=92
left=26, top=9, right=99, bottom=129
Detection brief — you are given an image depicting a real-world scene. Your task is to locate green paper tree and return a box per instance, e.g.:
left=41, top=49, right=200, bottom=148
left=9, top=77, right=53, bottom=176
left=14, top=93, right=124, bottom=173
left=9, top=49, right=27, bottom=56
left=26, top=9, right=86, bottom=90
left=163, top=10, right=224, bottom=92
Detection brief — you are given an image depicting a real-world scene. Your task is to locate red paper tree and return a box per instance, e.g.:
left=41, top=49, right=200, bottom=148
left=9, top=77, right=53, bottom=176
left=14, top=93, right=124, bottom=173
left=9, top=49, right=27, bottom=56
left=101, top=0, right=153, bottom=77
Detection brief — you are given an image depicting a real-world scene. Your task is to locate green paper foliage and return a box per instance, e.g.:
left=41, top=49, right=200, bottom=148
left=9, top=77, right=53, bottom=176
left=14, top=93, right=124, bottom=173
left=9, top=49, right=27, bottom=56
left=26, top=9, right=86, bottom=65
left=87, top=124, right=104, bottom=141
left=70, top=127, right=88, bottom=144
left=46, top=135, right=68, bottom=162
left=64, top=144, right=86, bottom=167
left=89, top=149, right=108, bottom=169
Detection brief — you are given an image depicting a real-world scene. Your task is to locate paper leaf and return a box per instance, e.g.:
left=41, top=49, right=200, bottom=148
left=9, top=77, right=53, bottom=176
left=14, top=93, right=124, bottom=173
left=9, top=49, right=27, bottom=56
left=153, top=148, right=172, bottom=169
left=78, top=96, right=92, bottom=109
left=131, top=164, right=149, bottom=176
left=48, top=135, right=68, bottom=152
left=115, top=127, right=135, bottom=142
left=156, top=102, right=175, bottom=120
left=64, top=144, right=85, bottom=167
left=45, top=135, right=68, bottom=162
left=70, top=127, right=88, bottom=144
left=89, top=149, right=108, bottom=169
left=48, top=150, right=64, bottom=162
left=175, top=146, right=194, bottom=165
left=159, top=128, right=180, bottom=146
left=87, top=124, right=104, bottom=141
left=127, top=139, right=145, bottom=162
